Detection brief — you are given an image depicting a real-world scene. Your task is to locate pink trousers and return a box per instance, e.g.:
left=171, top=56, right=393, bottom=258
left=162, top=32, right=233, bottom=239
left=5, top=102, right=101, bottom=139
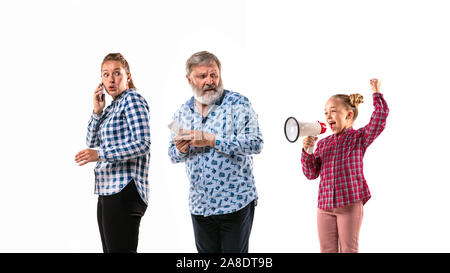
left=317, top=201, right=363, bottom=253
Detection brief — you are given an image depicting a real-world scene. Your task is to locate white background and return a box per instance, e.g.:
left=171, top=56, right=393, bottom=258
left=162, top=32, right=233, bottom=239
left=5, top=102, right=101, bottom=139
left=0, top=0, right=449, bottom=253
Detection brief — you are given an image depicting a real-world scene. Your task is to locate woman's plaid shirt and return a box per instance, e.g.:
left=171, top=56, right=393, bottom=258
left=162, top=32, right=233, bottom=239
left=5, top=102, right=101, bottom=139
left=86, top=89, right=151, bottom=204
left=301, top=93, right=389, bottom=210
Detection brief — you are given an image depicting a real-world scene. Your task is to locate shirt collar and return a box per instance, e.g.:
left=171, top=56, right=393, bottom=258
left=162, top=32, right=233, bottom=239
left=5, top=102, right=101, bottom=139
left=333, top=126, right=354, bottom=139
left=187, top=90, right=228, bottom=110
left=113, top=88, right=135, bottom=102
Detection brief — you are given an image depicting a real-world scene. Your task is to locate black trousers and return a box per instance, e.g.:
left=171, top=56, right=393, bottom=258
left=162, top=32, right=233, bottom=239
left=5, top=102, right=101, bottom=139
left=191, top=200, right=255, bottom=253
left=97, top=180, right=147, bottom=253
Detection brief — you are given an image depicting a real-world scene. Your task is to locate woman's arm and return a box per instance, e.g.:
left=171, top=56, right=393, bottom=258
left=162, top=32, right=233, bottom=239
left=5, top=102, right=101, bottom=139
left=86, top=112, right=103, bottom=148
left=97, top=93, right=151, bottom=162
left=86, top=84, right=106, bottom=148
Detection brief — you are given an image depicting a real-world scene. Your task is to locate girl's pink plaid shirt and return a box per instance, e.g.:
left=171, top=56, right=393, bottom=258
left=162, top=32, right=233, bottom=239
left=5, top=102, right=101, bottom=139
left=301, top=93, right=389, bottom=210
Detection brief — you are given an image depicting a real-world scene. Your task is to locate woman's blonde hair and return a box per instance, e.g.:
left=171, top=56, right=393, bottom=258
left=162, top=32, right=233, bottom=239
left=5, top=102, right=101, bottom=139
left=101, top=53, right=135, bottom=89
left=332, top=93, right=364, bottom=120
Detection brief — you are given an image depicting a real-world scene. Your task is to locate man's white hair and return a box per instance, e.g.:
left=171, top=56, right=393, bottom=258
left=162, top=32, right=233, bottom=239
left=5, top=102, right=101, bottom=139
left=186, top=51, right=221, bottom=76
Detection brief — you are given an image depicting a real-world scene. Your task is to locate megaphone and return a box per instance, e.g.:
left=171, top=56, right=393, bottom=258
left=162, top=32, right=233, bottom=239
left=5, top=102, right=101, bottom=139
left=284, top=117, right=327, bottom=154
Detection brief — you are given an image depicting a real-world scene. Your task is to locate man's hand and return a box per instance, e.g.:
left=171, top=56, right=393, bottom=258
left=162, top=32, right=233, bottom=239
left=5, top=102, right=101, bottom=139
left=190, top=130, right=215, bottom=148
left=370, top=78, right=381, bottom=93
left=75, top=149, right=99, bottom=166
left=174, top=129, right=216, bottom=153
left=174, top=129, right=191, bottom=154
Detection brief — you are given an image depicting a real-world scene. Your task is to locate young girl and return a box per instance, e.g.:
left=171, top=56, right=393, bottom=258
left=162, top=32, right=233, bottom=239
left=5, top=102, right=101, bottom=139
left=301, top=78, right=389, bottom=253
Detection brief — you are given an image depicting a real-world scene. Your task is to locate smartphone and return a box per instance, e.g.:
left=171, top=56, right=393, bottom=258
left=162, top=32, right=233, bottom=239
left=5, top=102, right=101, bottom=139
left=99, top=83, right=105, bottom=102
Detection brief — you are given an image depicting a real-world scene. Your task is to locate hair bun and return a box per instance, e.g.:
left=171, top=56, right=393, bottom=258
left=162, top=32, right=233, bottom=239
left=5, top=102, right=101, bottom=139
left=349, top=93, right=364, bottom=107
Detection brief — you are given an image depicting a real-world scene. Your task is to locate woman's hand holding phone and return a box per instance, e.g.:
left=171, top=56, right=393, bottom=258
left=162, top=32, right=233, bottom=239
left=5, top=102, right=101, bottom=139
left=93, top=83, right=105, bottom=114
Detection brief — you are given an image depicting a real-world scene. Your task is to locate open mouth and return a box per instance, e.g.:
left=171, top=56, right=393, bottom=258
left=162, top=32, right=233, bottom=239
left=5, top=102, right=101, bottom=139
left=328, top=121, right=336, bottom=130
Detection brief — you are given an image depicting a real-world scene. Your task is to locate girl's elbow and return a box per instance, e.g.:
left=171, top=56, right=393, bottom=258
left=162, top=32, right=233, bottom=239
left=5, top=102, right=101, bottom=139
left=307, top=175, right=319, bottom=180
left=304, top=173, right=317, bottom=180
left=302, top=169, right=319, bottom=180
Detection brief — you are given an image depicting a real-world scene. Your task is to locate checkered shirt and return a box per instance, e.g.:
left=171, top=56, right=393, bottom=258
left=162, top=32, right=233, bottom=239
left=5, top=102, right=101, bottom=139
left=86, top=89, right=151, bottom=204
left=168, top=90, right=263, bottom=216
left=301, top=93, right=389, bottom=209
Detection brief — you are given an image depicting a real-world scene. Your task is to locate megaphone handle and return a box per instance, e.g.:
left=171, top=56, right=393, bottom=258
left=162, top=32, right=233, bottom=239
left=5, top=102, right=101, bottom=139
left=305, top=135, right=317, bottom=155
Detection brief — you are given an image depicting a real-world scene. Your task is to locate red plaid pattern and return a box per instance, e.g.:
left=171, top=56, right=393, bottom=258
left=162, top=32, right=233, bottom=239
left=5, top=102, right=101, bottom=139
left=302, top=93, right=389, bottom=209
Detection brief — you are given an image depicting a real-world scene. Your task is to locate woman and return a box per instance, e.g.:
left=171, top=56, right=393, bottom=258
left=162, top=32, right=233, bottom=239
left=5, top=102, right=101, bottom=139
left=75, top=53, right=151, bottom=253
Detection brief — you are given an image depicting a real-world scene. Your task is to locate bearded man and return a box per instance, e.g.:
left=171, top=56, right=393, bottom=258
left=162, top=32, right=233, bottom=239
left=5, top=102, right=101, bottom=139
left=168, top=51, right=264, bottom=253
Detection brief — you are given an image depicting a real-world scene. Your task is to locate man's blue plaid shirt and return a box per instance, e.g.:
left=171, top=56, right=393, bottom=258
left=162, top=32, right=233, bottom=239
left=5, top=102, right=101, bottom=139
left=86, top=88, right=151, bottom=204
left=169, top=90, right=263, bottom=216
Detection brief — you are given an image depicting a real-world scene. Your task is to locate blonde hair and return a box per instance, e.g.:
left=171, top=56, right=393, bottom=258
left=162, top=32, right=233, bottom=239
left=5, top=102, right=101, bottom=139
left=332, top=93, right=364, bottom=120
left=101, top=53, right=136, bottom=89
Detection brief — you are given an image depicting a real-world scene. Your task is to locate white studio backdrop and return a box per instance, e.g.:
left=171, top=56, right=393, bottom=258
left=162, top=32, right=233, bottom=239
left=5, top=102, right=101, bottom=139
left=0, top=0, right=449, bottom=252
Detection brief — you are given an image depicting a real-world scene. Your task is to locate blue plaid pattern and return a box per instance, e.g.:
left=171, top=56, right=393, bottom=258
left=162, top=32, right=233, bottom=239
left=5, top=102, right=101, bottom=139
left=86, top=89, right=151, bottom=204
left=169, top=90, right=263, bottom=216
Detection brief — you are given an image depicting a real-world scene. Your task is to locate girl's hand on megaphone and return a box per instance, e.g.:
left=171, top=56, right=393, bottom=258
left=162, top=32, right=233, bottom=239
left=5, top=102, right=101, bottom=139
left=303, top=136, right=318, bottom=152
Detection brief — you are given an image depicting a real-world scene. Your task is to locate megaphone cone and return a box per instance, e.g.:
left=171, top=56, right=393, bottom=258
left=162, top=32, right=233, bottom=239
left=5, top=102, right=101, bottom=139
left=284, top=117, right=327, bottom=152
left=284, top=117, right=300, bottom=143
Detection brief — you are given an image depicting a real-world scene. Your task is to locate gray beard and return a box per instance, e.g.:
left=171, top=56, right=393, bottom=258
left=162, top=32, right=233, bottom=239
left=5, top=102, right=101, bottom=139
left=191, top=80, right=224, bottom=106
